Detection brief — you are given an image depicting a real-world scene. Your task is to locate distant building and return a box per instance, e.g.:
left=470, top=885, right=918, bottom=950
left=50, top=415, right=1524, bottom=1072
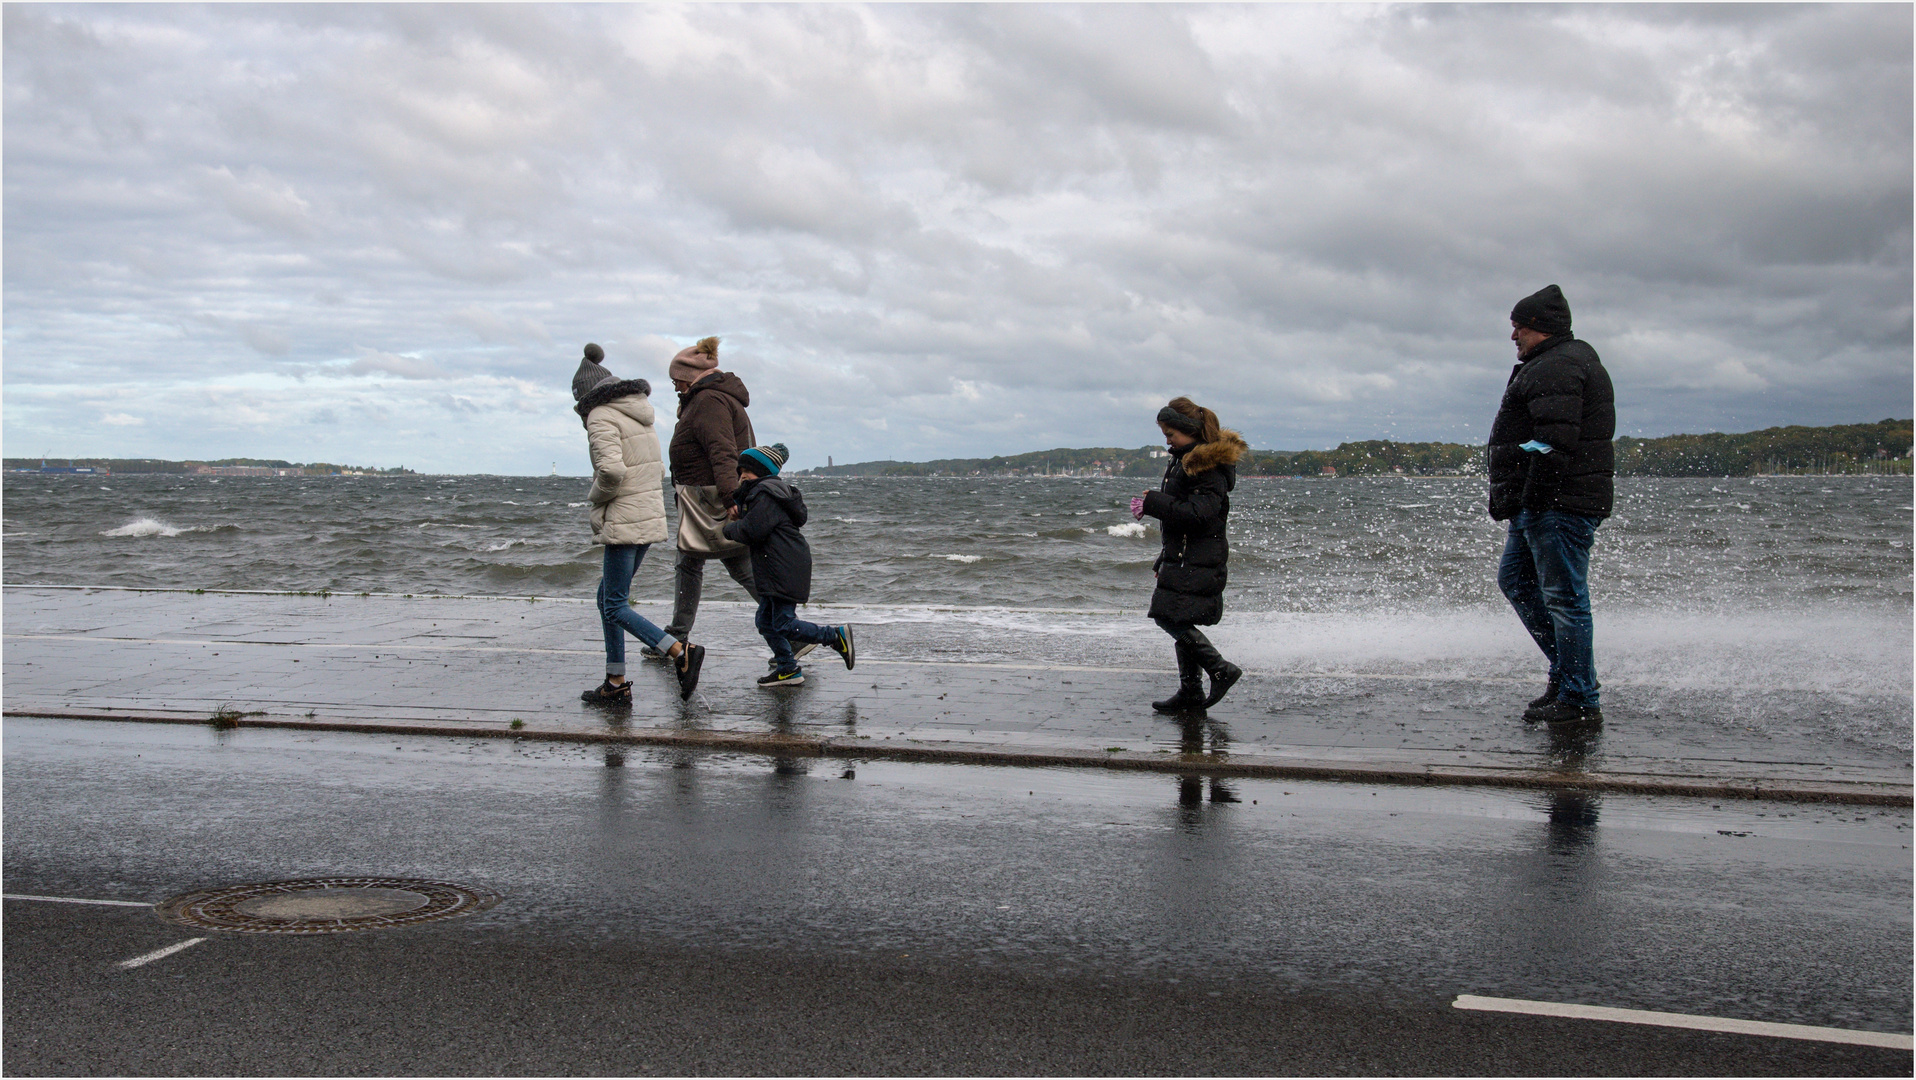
left=1320, top=466, right=1337, bottom=476
left=193, top=466, right=276, bottom=477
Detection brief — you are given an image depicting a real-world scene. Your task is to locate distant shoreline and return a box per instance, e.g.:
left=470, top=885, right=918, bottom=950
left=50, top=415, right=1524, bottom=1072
left=794, top=419, right=1912, bottom=480
left=11, top=418, right=1909, bottom=480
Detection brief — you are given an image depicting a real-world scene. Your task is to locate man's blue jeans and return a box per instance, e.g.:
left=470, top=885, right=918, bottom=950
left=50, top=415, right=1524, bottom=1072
left=598, top=544, right=676, bottom=677
left=1498, top=510, right=1601, bottom=707
left=755, top=597, right=837, bottom=673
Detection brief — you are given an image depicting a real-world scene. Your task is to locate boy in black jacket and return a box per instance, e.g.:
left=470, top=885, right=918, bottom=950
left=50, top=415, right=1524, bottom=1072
left=722, top=443, right=854, bottom=687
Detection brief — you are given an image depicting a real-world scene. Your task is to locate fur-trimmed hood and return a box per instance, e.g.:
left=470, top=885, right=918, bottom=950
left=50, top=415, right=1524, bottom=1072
left=574, top=378, right=651, bottom=426
left=1180, top=429, right=1248, bottom=475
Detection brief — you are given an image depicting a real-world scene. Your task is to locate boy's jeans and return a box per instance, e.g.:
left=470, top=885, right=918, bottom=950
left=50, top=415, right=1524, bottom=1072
left=1497, top=509, right=1601, bottom=707
left=755, top=597, right=836, bottom=672
left=598, top=544, right=676, bottom=677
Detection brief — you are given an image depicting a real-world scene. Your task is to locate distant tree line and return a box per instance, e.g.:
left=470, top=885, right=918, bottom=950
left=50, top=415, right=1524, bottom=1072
left=1613, top=419, right=1911, bottom=476
left=795, top=419, right=1912, bottom=479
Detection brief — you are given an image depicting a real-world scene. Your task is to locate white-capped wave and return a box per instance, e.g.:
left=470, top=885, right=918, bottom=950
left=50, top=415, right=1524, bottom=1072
left=1106, top=523, right=1148, bottom=538
left=102, top=517, right=184, bottom=538
left=418, top=522, right=478, bottom=529
left=567, top=502, right=588, bottom=508
left=484, top=540, right=529, bottom=552
left=937, top=554, right=984, bottom=563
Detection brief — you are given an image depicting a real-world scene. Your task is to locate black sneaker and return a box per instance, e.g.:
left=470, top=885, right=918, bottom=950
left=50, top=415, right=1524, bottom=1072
left=640, top=645, right=670, bottom=661
left=792, top=642, right=818, bottom=661
left=1527, top=680, right=1562, bottom=710
left=581, top=679, right=632, bottom=706
left=675, top=644, right=706, bottom=700
left=1202, top=662, right=1242, bottom=708
left=1527, top=699, right=1602, bottom=726
left=757, top=667, right=805, bottom=688
left=829, top=625, right=855, bottom=670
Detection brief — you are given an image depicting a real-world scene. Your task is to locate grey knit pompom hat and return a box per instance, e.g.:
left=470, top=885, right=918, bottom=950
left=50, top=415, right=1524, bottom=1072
left=571, top=343, right=619, bottom=403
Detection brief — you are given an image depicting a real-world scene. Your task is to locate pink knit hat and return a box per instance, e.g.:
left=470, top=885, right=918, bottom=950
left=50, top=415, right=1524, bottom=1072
left=669, top=337, right=720, bottom=385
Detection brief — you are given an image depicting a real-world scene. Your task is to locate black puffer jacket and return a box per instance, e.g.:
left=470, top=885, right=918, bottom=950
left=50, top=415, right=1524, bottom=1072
left=1140, top=432, right=1248, bottom=626
left=1487, top=335, right=1616, bottom=521
left=722, top=475, right=812, bottom=603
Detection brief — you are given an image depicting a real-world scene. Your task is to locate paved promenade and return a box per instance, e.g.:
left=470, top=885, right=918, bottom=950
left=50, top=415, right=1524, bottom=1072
left=3, top=586, right=1908, bottom=804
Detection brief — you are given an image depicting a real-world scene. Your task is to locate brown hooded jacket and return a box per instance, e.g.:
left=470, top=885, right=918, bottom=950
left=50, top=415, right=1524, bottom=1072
left=669, top=370, right=756, bottom=501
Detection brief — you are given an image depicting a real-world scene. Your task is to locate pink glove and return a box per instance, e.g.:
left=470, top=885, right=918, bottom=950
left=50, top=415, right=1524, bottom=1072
left=1130, top=495, right=1146, bottom=520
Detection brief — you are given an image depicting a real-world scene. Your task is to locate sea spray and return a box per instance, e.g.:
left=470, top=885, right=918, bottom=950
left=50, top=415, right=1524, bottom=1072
left=102, top=517, right=185, bottom=538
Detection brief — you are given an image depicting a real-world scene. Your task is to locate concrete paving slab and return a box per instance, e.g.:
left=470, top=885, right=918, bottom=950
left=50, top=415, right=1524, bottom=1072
left=3, top=586, right=1908, bottom=805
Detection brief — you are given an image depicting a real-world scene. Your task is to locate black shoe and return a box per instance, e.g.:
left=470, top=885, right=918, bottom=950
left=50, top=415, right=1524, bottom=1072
left=1152, top=685, right=1206, bottom=713
left=1527, top=699, right=1602, bottom=726
left=1528, top=680, right=1562, bottom=710
left=639, top=645, right=669, bottom=661
left=1202, top=662, right=1242, bottom=708
left=581, top=679, right=632, bottom=705
left=758, top=667, right=805, bottom=688
left=675, top=645, right=705, bottom=700
left=830, top=625, right=855, bottom=670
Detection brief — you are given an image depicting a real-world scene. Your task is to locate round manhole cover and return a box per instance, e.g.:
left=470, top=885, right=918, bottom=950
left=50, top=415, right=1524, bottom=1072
left=156, top=877, right=500, bottom=934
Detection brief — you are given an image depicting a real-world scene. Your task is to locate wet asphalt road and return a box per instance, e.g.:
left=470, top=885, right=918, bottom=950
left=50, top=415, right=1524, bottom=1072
left=4, top=717, right=1910, bottom=1075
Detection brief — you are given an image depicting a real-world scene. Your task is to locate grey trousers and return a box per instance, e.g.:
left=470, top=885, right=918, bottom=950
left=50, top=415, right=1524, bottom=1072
left=664, top=548, right=758, bottom=642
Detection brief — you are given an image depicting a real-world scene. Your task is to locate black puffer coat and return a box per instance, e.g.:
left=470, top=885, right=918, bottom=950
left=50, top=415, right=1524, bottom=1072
left=1487, top=335, right=1616, bottom=521
left=1140, top=432, right=1248, bottom=626
left=722, top=475, right=812, bottom=603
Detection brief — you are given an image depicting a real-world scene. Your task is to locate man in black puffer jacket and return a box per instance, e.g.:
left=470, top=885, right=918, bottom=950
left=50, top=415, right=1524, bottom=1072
left=1487, top=284, right=1615, bottom=727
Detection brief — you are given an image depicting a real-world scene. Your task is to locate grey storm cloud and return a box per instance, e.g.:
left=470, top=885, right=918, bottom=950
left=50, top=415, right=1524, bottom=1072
left=3, top=3, right=1909, bottom=474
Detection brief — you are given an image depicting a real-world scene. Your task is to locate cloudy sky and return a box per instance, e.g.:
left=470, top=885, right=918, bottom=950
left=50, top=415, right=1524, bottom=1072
left=5, top=3, right=1909, bottom=474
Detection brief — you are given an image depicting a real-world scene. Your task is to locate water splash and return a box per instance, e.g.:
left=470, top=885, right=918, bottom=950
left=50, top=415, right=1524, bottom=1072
left=101, top=517, right=185, bottom=538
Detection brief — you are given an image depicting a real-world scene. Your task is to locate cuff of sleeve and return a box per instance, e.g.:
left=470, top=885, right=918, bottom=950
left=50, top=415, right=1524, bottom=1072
left=1140, top=491, right=1170, bottom=518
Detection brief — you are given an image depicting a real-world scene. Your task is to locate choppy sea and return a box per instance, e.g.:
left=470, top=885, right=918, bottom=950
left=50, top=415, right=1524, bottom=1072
left=4, top=473, right=1910, bottom=754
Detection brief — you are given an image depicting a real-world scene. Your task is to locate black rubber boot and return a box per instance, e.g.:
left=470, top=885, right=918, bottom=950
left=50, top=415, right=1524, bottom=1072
left=1527, top=679, right=1562, bottom=711
left=1152, top=643, right=1207, bottom=713
left=1202, top=660, right=1242, bottom=708
left=1180, top=634, right=1242, bottom=708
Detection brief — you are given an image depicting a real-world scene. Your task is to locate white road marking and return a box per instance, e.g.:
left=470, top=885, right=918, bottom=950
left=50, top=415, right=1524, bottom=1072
left=117, top=938, right=208, bottom=969
left=1453, top=994, right=1913, bottom=1050
left=3, top=893, right=153, bottom=907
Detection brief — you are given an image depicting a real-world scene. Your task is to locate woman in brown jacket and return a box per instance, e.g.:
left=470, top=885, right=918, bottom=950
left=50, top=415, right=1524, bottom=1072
left=659, top=337, right=761, bottom=649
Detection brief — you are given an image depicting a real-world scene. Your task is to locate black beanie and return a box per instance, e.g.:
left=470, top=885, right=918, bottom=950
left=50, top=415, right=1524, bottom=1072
left=1510, top=285, right=1572, bottom=335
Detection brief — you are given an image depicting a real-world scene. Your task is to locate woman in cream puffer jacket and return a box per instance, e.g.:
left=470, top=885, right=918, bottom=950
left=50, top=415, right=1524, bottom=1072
left=570, top=344, right=702, bottom=704
left=583, top=388, right=667, bottom=546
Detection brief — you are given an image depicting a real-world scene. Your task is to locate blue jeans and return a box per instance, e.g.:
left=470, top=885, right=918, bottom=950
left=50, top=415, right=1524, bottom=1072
left=598, top=544, right=676, bottom=677
left=755, top=597, right=837, bottom=673
left=1498, top=510, right=1600, bottom=706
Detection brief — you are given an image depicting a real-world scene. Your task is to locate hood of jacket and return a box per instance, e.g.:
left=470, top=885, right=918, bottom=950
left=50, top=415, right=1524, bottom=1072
left=738, top=474, right=807, bottom=527
left=1181, top=429, right=1248, bottom=475
left=574, top=378, right=652, bottom=426
left=678, top=370, right=749, bottom=416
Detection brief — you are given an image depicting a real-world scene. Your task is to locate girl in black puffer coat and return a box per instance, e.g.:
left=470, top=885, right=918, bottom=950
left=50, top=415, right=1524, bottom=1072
left=1136, top=397, right=1249, bottom=712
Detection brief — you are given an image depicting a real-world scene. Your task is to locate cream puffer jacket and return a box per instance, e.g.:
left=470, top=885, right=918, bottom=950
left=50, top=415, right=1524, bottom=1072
left=585, top=393, right=668, bottom=546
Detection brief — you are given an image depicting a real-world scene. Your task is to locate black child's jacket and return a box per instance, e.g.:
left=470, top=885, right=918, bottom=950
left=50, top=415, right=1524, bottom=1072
left=722, top=475, right=813, bottom=603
